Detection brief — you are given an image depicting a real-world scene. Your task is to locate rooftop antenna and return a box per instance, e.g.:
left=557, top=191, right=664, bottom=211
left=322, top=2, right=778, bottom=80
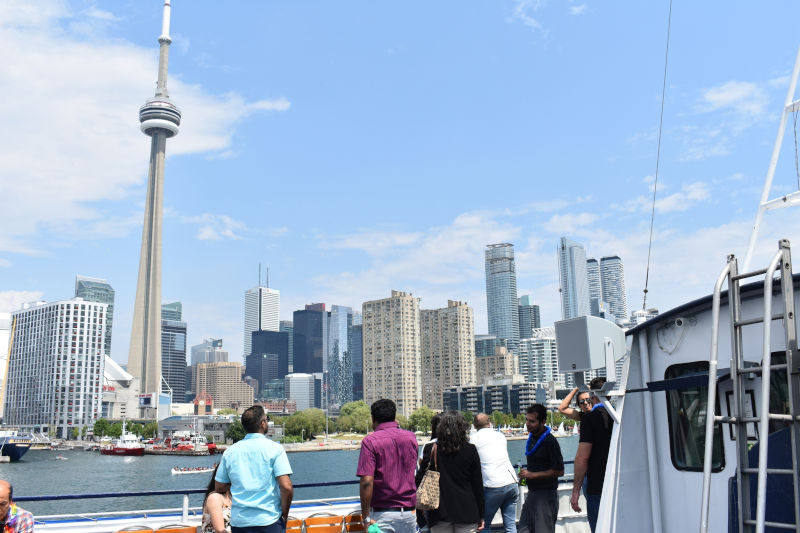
left=259, top=263, right=262, bottom=287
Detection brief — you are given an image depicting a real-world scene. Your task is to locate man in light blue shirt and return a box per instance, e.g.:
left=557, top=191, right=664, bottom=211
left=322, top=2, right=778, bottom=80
left=216, top=405, right=294, bottom=533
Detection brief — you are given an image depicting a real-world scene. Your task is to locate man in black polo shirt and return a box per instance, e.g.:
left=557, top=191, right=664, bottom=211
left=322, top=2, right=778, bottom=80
left=570, top=378, right=613, bottom=532
left=518, top=403, right=564, bottom=533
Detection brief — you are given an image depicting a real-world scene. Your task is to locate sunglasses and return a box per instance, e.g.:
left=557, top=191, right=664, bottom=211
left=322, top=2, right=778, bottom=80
left=577, top=398, right=592, bottom=405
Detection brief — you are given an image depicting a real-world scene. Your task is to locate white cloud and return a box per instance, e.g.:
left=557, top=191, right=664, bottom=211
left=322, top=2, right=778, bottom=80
left=569, top=4, right=588, bottom=15
left=699, top=81, right=767, bottom=117
left=0, top=258, right=11, bottom=268
left=624, top=181, right=711, bottom=213
left=510, top=0, right=548, bottom=33
left=85, top=7, right=117, bottom=21
left=544, top=212, right=600, bottom=234
left=182, top=213, right=247, bottom=241
left=0, top=1, right=289, bottom=256
left=0, top=290, right=45, bottom=313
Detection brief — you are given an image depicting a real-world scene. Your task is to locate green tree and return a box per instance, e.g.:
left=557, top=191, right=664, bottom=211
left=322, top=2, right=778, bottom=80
left=396, top=414, right=410, bottom=430
left=461, top=411, right=474, bottom=424
left=93, top=418, right=111, bottom=438
left=142, top=422, right=159, bottom=438
left=128, top=422, right=144, bottom=436
left=409, top=406, right=435, bottom=434
left=226, top=420, right=246, bottom=443
left=217, top=408, right=238, bottom=415
left=284, top=409, right=326, bottom=439
left=335, top=401, right=371, bottom=433
left=81, top=426, right=88, bottom=439
left=108, top=422, right=123, bottom=438
left=70, top=427, right=79, bottom=440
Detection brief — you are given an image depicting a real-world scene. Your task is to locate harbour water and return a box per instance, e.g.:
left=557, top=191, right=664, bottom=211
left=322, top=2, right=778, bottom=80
left=2, top=436, right=579, bottom=517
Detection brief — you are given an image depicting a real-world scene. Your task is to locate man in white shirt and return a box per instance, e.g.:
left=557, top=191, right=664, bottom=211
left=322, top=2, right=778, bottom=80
left=470, top=413, right=518, bottom=533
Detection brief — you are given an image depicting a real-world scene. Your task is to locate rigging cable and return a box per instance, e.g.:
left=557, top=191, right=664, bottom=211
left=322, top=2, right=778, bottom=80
left=642, top=0, right=673, bottom=311
left=793, top=109, right=800, bottom=190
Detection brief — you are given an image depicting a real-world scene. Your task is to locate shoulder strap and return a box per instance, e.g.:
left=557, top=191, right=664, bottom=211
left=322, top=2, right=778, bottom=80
left=431, top=443, right=438, bottom=471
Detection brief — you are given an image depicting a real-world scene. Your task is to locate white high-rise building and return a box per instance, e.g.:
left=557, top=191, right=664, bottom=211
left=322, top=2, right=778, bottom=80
left=558, top=237, right=590, bottom=319
left=0, top=313, right=10, bottom=419
left=244, top=286, right=280, bottom=357
left=600, top=256, right=628, bottom=325
left=362, top=291, right=421, bottom=417
left=420, top=300, right=476, bottom=410
left=5, top=299, right=107, bottom=438
left=285, top=373, right=316, bottom=411
left=518, top=328, right=566, bottom=387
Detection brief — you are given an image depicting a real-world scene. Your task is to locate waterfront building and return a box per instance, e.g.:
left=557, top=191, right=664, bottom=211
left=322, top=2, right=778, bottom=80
left=362, top=291, right=421, bottom=417
left=247, top=330, right=290, bottom=396
left=243, top=286, right=280, bottom=357
left=160, top=302, right=186, bottom=398
left=279, top=320, right=294, bottom=371
left=326, top=305, right=354, bottom=409
left=194, top=362, right=253, bottom=410
left=74, top=276, right=115, bottom=357
left=518, top=328, right=565, bottom=387
left=292, top=304, right=326, bottom=374
left=102, top=356, right=138, bottom=419
left=441, top=378, right=545, bottom=415
left=351, top=314, right=363, bottom=401
left=558, top=237, right=590, bottom=319
left=5, top=299, right=107, bottom=438
left=485, top=243, right=520, bottom=354
left=420, top=300, right=476, bottom=410
left=285, top=373, right=316, bottom=411
left=0, top=313, right=9, bottom=419
left=128, top=2, right=181, bottom=405
left=600, top=255, right=629, bottom=325
left=517, top=295, right=541, bottom=338
left=475, top=344, right=518, bottom=385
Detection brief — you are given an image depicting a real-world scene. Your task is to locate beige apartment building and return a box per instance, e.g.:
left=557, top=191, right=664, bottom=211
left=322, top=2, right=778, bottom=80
left=362, top=291, right=421, bottom=417
left=194, top=361, right=254, bottom=411
left=420, top=301, right=476, bottom=410
left=475, top=345, right=519, bottom=384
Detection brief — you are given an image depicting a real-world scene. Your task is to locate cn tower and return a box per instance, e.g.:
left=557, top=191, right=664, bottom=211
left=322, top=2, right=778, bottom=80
left=128, top=0, right=181, bottom=407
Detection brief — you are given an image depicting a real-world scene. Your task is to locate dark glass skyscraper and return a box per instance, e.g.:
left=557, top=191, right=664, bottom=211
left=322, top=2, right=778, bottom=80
left=279, top=320, right=294, bottom=371
left=247, top=330, right=290, bottom=397
left=351, top=319, right=363, bottom=401
left=74, top=276, right=115, bottom=357
left=518, top=295, right=541, bottom=339
left=161, top=302, right=186, bottom=397
left=485, top=243, right=519, bottom=354
left=293, top=305, right=326, bottom=374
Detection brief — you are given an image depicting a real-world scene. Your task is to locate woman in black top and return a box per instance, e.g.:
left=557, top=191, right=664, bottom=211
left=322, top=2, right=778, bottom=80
left=416, top=411, right=484, bottom=533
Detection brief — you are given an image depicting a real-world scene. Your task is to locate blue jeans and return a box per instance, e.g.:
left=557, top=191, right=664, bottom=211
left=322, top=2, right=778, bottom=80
left=232, top=519, right=286, bottom=533
left=483, top=484, right=517, bottom=533
left=372, top=508, right=417, bottom=533
left=585, top=493, right=601, bottom=532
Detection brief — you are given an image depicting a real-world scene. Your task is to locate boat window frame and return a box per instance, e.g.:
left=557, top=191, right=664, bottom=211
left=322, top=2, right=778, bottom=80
left=664, top=361, right=726, bottom=473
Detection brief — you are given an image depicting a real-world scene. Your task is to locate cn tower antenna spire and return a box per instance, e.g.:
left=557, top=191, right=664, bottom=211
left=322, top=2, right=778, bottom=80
left=128, top=0, right=182, bottom=415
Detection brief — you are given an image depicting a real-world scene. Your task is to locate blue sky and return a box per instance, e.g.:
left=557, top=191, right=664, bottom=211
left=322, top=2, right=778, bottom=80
left=3, top=0, right=800, bottom=364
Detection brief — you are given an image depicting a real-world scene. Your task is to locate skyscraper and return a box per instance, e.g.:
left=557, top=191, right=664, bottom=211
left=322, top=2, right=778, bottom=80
left=194, top=362, right=254, bottom=410
left=362, top=291, right=421, bottom=417
left=600, top=255, right=628, bottom=325
left=517, top=328, right=563, bottom=386
left=243, top=286, right=280, bottom=357
left=326, top=305, right=353, bottom=409
left=161, top=302, right=186, bottom=398
left=279, top=320, right=294, bottom=371
left=518, top=295, right=541, bottom=338
left=292, top=304, right=326, bottom=374
left=420, top=301, right=476, bottom=410
left=75, top=276, right=115, bottom=357
left=558, top=237, right=590, bottom=319
left=485, top=243, right=520, bottom=354
left=247, top=330, right=290, bottom=397
left=191, top=338, right=227, bottom=365
left=351, top=315, right=363, bottom=401
left=128, top=1, right=181, bottom=402
left=5, top=299, right=107, bottom=438
left=586, top=258, right=602, bottom=316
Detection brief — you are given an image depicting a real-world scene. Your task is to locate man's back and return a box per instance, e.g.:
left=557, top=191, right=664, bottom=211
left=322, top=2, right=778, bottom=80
left=217, top=433, right=293, bottom=527
left=357, top=421, right=418, bottom=507
left=470, top=428, right=518, bottom=488
left=580, top=406, right=613, bottom=494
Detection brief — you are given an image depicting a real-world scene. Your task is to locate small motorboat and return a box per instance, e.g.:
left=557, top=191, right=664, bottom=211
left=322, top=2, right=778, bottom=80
left=170, top=464, right=217, bottom=475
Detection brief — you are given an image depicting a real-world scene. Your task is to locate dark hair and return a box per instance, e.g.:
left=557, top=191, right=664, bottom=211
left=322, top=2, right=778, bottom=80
left=430, top=413, right=442, bottom=438
left=242, top=405, right=266, bottom=433
left=371, top=399, right=396, bottom=424
left=589, top=377, right=607, bottom=390
left=526, top=404, right=547, bottom=423
left=436, top=411, right=469, bottom=454
left=576, top=390, right=592, bottom=404
left=203, top=464, right=220, bottom=506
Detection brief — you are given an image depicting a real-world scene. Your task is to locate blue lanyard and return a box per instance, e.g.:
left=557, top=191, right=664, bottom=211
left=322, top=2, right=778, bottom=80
left=525, top=426, right=551, bottom=456
left=591, top=403, right=605, bottom=412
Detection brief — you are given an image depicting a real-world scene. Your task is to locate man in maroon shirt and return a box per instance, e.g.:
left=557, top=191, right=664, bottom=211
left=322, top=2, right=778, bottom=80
left=357, top=399, right=419, bottom=533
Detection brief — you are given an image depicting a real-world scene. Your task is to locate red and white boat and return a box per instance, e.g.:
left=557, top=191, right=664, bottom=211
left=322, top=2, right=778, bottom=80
left=100, top=422, right=145, bottom=456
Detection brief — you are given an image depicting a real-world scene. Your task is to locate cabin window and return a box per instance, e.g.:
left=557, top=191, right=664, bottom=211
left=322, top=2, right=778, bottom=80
left=665, top=362, right=725, bottom=472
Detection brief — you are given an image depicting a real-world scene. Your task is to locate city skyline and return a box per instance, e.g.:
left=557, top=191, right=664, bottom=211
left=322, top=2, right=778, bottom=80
left=4, top=1, right=800, bottom=365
